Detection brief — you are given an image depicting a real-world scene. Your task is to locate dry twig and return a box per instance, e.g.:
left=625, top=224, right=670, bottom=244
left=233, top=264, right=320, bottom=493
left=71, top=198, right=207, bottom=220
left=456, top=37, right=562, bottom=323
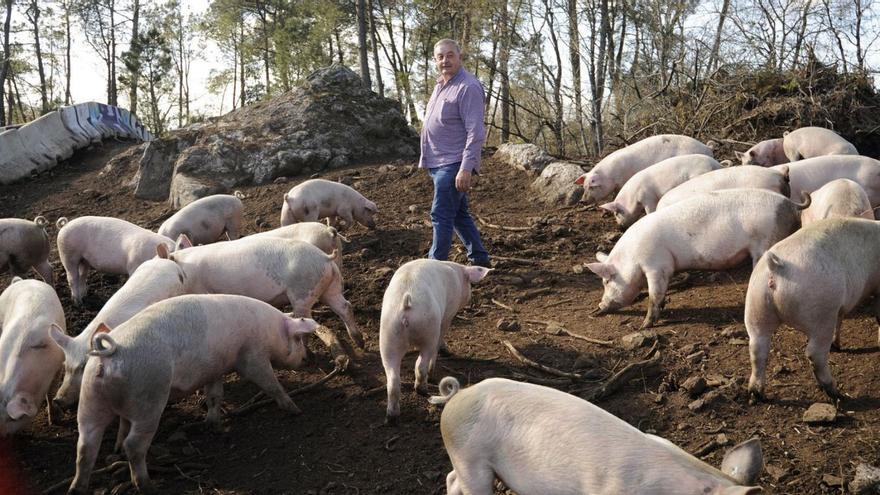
left=43, top=460, right=130, bottom=494
left=229, top=364, right=345, bottom=417
left=476, top=216, right=532, bottom=231
left=526, top=319, right=614, bottom=347
left=585, top=354, right=663, bottom=402
left=502, top=340, right=584, bottom=380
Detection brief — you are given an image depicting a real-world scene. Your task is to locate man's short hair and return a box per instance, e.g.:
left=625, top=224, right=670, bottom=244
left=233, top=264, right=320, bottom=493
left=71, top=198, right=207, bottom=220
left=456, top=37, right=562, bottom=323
left=434, top=39, right=461, bottom=54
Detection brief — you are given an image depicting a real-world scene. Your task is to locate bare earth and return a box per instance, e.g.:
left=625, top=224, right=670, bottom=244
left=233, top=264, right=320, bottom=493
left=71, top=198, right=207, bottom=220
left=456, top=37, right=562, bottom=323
left=0, top=141, right=876, bottom=494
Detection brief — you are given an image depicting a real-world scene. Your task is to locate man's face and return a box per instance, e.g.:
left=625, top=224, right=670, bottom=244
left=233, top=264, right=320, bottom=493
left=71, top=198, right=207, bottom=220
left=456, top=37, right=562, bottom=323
left=434, top=44, right=461, bottom=81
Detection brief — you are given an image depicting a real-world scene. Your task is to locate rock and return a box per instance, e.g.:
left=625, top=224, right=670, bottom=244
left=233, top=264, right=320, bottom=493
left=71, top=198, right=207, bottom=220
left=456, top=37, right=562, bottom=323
left=338, top=175, right=354, bottom=186
left=374, top=267, right=395, bottom=278
left=688, top=389, right=726, bottom=412
left=715, top=433, right=729, bottom=446
left=728, top=338, right=749, bottom=346
left=572, top=264, right=585, bottom=274
left=407, top=204, right=419, bottom=214
left=851, top=463, right=880, bottom=494
left=620, top=330, right=657, bottom=350
left=720, top=326, right=747, bottom=339
left=573, top=354, right=599, bottom=370
left=681, top=376, right=707, bottom=398
left=765, top=464, right=790, bottom=482
left=134, top=64, right=419, bottom=203
left=496, top=318, right=521, bottom=332
left=530, top=161, right=585, bottom=205
left=493, top=143, right=555, bottom=174
left=377, top=164, right=397, bottom=173
left=822, top=474, right=844, bottom=488
left=802, top=403, right=837, bottom=424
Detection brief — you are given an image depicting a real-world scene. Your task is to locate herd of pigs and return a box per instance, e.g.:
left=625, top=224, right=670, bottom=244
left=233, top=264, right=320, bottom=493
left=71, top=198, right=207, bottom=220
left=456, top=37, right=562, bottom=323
left=0, top=125, right=876, bottom=494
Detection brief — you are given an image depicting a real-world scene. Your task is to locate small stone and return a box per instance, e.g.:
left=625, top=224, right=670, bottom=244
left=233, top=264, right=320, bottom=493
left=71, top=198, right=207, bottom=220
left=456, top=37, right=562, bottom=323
left=765, top=465, right=789, bottom=482
left=715, top=433, right=729, bottom=446
left=851, top=463, right=880, bottom=494
left=167, top=431, right=188, bottom=443
left=407, top=204, right=419, bottom=214
left=620, top=330, right=658, bottom=351
left=377, top=164, right=397, bottom=173
left=572, top=264, right=585, bottom=274
left=720, top=326, right=747, bottom=339
left=802, top=403, right=837, bottom=424
left=374, top=267, right=394, bottom=278
left=773, top=364, right=792, bottom=375
left=681, top=376, right=707, bottom=398
left=822, top=474, right=844, bottom=488
left=679, top=343, right=700, bottom=355
left=728, top=338, right=749, bottom=346
left=496, top=318, right=521, bottom=332
left=573, top=354, right=599, bottom=370
left=688, top=398, right=706, bottom=411
left=338, top=176, right=354, bottom=186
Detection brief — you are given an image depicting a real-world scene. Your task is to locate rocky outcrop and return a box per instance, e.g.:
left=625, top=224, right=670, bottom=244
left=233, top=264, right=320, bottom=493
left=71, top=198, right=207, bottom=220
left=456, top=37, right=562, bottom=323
left=133, top=64, right=419, bottom=206
left=530, top=161, right=585, bottom=205
left=493, top=143, right=555, bottom=174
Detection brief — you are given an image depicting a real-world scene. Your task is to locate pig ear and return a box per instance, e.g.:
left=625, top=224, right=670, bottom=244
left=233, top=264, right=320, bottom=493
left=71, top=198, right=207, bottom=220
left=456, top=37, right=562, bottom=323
left=94, top=322, right=113, bottom=335
left=464, top=266, right=492, bottom=283
left=156, top=243, right=170, bottom=259
left=175, top=234, right=193, bottom=250
left=721, top=438, right=763, bottom=486
left=285, top=317, right=318, bottom=337
left=574, top=174, right=586, bottom=185
left=599, top=202, right=619, bottom=214
left=595, top=252, right=609, bottom=263
left=48, top=324, right=73, bottom=352
left=586, top=262, right=616, bottom=279
left=6, top=394, right=37, bottom=420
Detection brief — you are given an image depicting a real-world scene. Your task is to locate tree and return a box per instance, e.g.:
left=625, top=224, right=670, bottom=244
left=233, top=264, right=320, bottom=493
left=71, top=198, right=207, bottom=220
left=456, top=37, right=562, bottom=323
left=356, top=0, right=372, bottom=88
left=0, top=0, right=12, bottom=126
left=76, top=0, right=120, bottom=106
left=25, top=0, right=48, bottom=113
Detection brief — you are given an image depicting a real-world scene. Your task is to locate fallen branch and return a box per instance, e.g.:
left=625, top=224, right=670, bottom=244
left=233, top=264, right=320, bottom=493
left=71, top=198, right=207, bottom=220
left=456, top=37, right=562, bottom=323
left=503, top=340, right=584, bottom=380
left=43, top=460, right=130, bottom=494
left=491, top=298, right=516, bottom=312
left=544, top=298, right=573, bottom=308
left=492, top=255, right=541, bottom=265
left=510, top=371, right=574, bottom=386
left=516, top=287, right=553, bottom=302
left=229, top=364, right=345, bottom=417
left=526, top=320, right=614, bottom=347
left=312, top=325, right=353, bottom=370
left=477, top=216, right=532, bottom=232
left=585, top=354, right=663, bottom=402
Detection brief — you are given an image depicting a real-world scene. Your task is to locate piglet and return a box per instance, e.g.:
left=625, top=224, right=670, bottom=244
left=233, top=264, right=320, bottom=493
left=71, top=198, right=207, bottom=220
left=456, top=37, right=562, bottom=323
left=68, top=294, right=317, bottom=494
left=158, top=192, right=244, bottom=245
left=735, top=138, right=788, bottom=167
left=783, top=126, right=857, bottom=161
left=0, top=277, right=65, bottom=435
left=280, top=179, right=378, bottom=229
left=250, top=222, right=346, bottom=267
left=0, top=216, right=53, bottom=283
left=772, top=155, right=880, bottom=206
left=588, top=189, right=809, bottom=328
left=380, top=259, right=490, bottom=425
left=49, top=253, right=187, bottom=408
left=745, top=218, right=880, bottom=402
left=656, top=165, right=790, bottom=210
left=575, top=134, right=713, bottom=204
left=56, top=216, right=185, bottom=305
left=430, top=377, right=763, bottom=495
left=800, top=178, right=873, bottom=227
left=600, top=154, right=722, bottom=228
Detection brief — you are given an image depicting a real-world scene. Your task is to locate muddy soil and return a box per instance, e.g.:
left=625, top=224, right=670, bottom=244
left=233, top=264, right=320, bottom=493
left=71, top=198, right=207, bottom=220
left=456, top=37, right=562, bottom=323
left=0, top=141, right=877, bottom=494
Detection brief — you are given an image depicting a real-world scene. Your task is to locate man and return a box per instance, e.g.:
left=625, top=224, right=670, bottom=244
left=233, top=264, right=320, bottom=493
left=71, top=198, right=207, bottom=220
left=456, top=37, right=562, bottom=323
left=419, top=39, right=491, bottom=268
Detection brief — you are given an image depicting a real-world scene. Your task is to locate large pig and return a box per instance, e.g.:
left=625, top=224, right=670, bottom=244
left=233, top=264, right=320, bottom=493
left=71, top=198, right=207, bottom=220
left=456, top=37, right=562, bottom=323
left=158, top=192, right=244, bottom=245
left=280, top=179, right=378, bottom=229
left=744, top=218, right=880, bottom=401
left=800, top=178, right=873, bottom=227
left=68, top=294, right=317, bottom=494
left=430, top=377, right=763, bottom=495
left=0, top=277, right=65, bottom=435
left=56, top=216, right=184, bottom=305
left=379, top=259, right=490, bottom=425
left=656, top=165, right=790, bottom=210
left=772, top=155, right=880, bottom=206
left=250, top=222, right=346, bottom=267
left=588, top=189, right=809, bottom=329
left=164, top=236, right=364, bottom=348
left=49, top=254, right=187, bottom=408
left=600, top=154, right=722, bottom=228
left=735, top=138, right=788, bottom=167
left=782, top=127, right=858, bottom=161
left=574, top=134, right=714, bottom=204
left=0, top=216, right=53, bottom=283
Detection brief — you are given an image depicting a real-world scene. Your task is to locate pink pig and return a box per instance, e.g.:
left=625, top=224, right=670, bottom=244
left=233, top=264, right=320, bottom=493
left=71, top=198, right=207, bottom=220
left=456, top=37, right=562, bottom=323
left=782, top=127, right=857, bottom=161
left=735, top=138, right=788, bottom=167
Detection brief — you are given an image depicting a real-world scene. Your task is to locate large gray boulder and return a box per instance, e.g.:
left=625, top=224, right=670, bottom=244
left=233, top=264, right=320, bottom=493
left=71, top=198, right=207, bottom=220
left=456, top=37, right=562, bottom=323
left=134, top=64, right=420, bottom=204
left=530, top=161, right=585, bottom=205
left=494, top=143, right=554, bottom=174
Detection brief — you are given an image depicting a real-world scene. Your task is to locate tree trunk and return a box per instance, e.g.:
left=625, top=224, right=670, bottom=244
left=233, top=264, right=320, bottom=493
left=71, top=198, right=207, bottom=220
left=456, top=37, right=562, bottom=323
left=28, top=1, right=48, bottom=113
left=109, top=1, right=117, bottom=106
left=0, top=0, right=13, bottom=126
left=239, top=21, right=245, bottom=108
left=568, top=0, right=586, bottom=153
left=356, top=0, right=372, bottom=88
left=367, top=0, right=383, bottom=95
left=499, top=0, right=511, bottom=143
left=791, top=0, right=813, bottom=70
left=543, top=0, right=564, bottom=155
left=129, top=0, right=139, bottom=114
left=708, top=0, right=729, bottom=73
left=64, top=0, right=71, bottom=104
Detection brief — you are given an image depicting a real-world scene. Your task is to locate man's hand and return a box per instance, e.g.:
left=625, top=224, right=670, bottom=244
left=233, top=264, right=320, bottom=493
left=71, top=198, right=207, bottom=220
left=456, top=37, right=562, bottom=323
left=455, top=169, right=472, bottom=192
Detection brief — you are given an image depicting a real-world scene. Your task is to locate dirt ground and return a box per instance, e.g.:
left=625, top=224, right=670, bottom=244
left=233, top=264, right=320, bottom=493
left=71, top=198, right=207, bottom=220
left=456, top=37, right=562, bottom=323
left=0, top=140, right=878, bottom=495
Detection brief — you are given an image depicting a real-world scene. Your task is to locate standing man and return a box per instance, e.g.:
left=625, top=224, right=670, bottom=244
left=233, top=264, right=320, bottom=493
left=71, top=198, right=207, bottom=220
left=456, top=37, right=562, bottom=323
left=419, top=38, right=491, bottom=267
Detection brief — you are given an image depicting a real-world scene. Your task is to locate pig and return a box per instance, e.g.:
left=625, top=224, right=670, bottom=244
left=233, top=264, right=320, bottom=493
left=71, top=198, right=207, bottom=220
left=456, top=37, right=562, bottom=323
left=656, top=165, right=790, bottom=210
left=379, top=259, right=491, bottom=425
left=782, top=127, right=858, bottom=161
left=588, top=189, right=809, bottom=329
left=735, top=138, right=788, bottom=167
left=250, top=222, right=347, bottom=267
left=574, top=134, right=714, bottom=204
left=56, top=216, right=185, bottom=305
left=744, top=218, right=880, bottom=401
left=429, top=377, right=763, bottom=495
left=48, top=254, right=187, bottom=408
left=68, top=294, right=317, bottom=494
left=163, top=236, right=364, bottom=348
left=158, top=192, right=244, bottom=245
left=772, top=155, right=880, bottom=206
left=0, top=277, right=65, bottom=435
left=800, top=178, right=873, bottom=227
left=600, top=154, right=722, bottom=228
left=280, top=179, right=378, bottom=229
left=0, top=216, right=53, bottom=283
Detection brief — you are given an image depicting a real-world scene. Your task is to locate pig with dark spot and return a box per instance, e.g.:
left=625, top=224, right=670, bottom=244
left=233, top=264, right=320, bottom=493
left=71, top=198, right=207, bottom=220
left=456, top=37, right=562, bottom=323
left=735, top=139, right=788, bottom=167
left=67, top=294, right=316, bottom=494
left=280, top=179, right=378, bottom=229
left=158, top=192, right=244, bottom=245
left=588, top=189, right=809, bottom=329
left=575, top=134, right=714, bottom=204
left=800, top=178, right=874, bottom=226
left=0, top=216, right=53, bottom=283
left=782, top=127, right=857, bottom=161
left=656, top=165, right=790, bottom=210
left=430, top=377, right=763, bottom=495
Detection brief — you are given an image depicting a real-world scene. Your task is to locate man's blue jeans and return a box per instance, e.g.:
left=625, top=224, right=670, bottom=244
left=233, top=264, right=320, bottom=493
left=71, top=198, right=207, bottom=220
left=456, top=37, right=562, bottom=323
left=428, top=162, right=490, bottom=263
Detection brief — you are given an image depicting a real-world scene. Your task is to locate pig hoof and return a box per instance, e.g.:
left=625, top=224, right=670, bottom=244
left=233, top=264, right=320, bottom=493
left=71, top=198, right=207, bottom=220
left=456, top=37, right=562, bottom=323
left=384, top=415, right=399, bottom=427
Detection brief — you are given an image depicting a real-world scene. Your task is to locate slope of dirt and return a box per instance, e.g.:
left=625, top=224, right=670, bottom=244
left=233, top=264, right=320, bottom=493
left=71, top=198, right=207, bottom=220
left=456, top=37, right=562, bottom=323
left=0, top=141, right=877, bottom=494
